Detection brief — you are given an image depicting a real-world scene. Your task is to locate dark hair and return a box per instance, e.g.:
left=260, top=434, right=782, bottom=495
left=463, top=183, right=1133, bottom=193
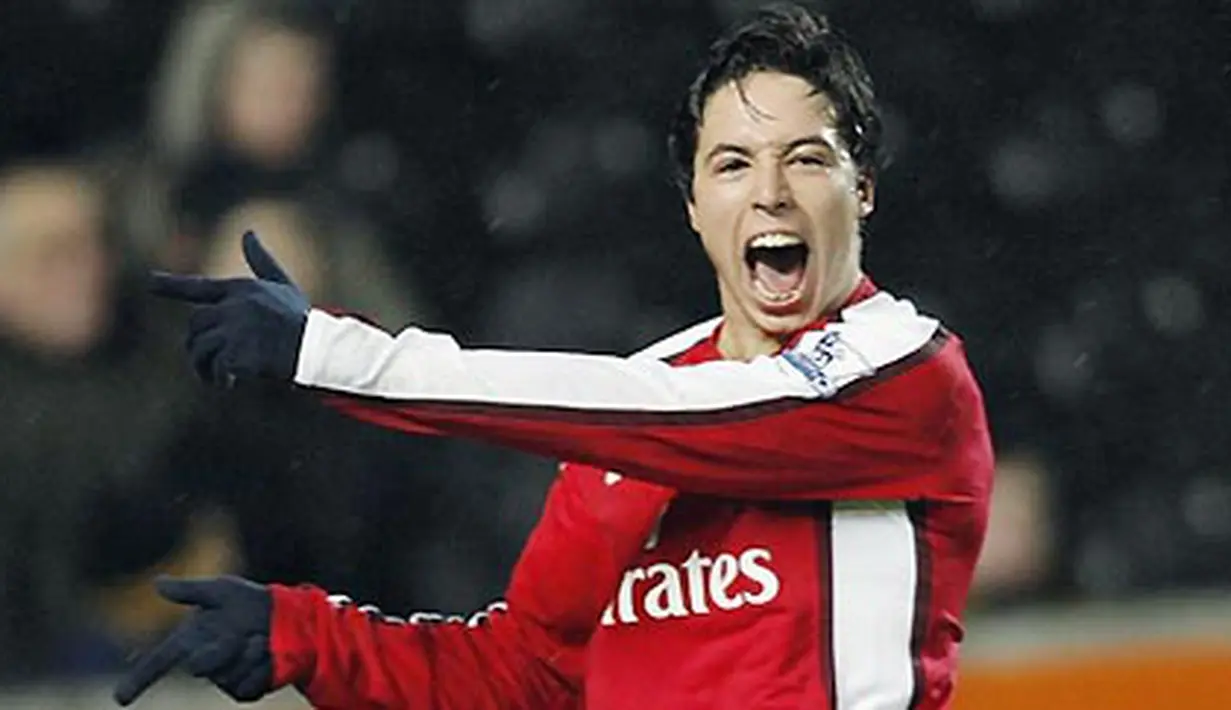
left=667, top=3, right=884, bottom=199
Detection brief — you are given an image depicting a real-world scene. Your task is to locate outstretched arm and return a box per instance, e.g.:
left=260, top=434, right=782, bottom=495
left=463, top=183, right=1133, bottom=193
left=300, top=298, right=985, bottom=502
left=151, top=233, right=989, bottom=502
left=273, top=464, right=672, bottom=709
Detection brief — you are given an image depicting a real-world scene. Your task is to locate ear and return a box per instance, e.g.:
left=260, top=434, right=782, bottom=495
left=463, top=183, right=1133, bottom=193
left=686, top=196, right=701, bottom=234
left=857, top=174, right=876, bottom=219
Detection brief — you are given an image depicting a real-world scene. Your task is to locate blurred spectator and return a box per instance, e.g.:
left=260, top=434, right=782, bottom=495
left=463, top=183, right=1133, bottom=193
left=972, top=448, right=1057, bottom=607
left=129, top=0, right=434, bottom=325
left=116, top=0, right=343, bottom=273
left=157, top=0, right=331, bottom=263
left=0, top=161, right=113, bottom=359
left=0, top=158, right=200, bottom=680
left=171, top=0, right=330, bottom=172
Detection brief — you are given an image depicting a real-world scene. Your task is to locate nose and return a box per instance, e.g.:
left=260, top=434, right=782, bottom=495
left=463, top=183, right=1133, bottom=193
left=751, top=162, right=793, bottom=214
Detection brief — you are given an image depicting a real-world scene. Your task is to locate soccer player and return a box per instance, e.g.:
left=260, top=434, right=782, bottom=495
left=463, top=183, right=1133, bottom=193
left=114, top=4, right=993, bottom=709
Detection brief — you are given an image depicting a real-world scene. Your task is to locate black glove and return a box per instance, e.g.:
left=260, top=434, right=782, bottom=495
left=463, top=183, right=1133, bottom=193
left=113, top=575, right=274, bottom=706
left=150, top=231, right=310, bottom=386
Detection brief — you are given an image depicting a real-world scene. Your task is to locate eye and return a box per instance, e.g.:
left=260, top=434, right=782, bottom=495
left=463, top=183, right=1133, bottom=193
left=790, top=153, right=831, bottom=167
left=714, top=158, right=749, bottom=174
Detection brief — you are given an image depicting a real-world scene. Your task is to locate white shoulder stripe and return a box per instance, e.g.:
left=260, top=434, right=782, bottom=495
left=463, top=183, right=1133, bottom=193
left=630, top=316, right=722, bottom=362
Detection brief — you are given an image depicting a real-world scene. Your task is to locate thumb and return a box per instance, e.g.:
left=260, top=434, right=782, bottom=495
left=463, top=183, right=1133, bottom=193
left=155, top=576, right=225, bottom=609
left=242, top=231, right=295, bottom=286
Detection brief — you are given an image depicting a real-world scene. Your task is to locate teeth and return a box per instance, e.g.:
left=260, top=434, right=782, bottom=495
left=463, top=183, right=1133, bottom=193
left=749, top=232, right=804, bottom=249
left=753, top=279, right=800, bottom=302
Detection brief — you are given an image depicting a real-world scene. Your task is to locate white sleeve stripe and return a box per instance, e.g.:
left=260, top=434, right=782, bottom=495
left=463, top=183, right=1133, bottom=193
left=305, top=331, right=947, bottom=428
left=294, top=292, right=940, bottom=415
left=297, top=310, right=819, bottom=412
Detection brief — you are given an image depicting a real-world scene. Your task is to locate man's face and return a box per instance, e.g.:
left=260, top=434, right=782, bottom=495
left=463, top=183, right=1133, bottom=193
left=0, top=170, right=112, bottom=357
left=220, top=25, right=327, bottom=167
left=688, top=71, right=874, bottom=339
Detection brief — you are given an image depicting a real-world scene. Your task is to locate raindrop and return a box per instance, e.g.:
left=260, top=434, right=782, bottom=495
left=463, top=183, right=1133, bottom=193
left=1033, top=323, right=1094, bottom=401
left=483, top=170, right=548, bottom=242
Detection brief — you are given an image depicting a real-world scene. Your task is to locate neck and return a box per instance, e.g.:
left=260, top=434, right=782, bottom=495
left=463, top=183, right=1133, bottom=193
left=715, top=318, right=784, bottom=362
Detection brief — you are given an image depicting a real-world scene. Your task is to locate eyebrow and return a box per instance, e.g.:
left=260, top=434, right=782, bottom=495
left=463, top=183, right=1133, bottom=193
left=703, top=134, right=840, bottom=163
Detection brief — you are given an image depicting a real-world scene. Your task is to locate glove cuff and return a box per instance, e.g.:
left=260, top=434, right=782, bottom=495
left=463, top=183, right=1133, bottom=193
left=269, top=313, right=307, bottom=381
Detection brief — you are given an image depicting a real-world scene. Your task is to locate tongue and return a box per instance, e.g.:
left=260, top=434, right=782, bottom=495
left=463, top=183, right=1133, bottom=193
left=754, top=259, right=805, bottom=295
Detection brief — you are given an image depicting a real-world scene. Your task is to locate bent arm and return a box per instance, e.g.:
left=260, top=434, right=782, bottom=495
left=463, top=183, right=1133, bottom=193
left=266, top=467, right=673, bottom=710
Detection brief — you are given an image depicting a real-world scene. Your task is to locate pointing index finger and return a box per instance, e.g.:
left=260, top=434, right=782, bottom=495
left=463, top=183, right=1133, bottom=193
left=113, top=624, right=192, bottom=706
left=148, top=272, right=241, bottom=304
left=155, top=576, right=225, bottom=609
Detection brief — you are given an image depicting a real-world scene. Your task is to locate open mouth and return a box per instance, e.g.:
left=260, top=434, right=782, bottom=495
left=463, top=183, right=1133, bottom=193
left=744, top=232, right=809, bottom=307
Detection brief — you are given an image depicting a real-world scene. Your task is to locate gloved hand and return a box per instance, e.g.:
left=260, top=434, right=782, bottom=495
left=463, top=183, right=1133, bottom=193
left=150, top=231, right=310, bottom=386
left=113, top=575, right=274, bottom=706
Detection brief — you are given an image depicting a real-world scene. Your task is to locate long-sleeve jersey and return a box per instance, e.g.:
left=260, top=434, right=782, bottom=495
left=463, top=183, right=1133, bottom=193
left=268, top=280, right=994, bottom=710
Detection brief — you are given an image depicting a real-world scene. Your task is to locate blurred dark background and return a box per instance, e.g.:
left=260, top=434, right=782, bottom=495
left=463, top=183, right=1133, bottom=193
left=0, top=0, right=1226, bottom=686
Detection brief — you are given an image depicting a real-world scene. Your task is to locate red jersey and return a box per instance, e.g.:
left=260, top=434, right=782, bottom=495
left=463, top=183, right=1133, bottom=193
left=268, top=280, right=994, bottom=710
